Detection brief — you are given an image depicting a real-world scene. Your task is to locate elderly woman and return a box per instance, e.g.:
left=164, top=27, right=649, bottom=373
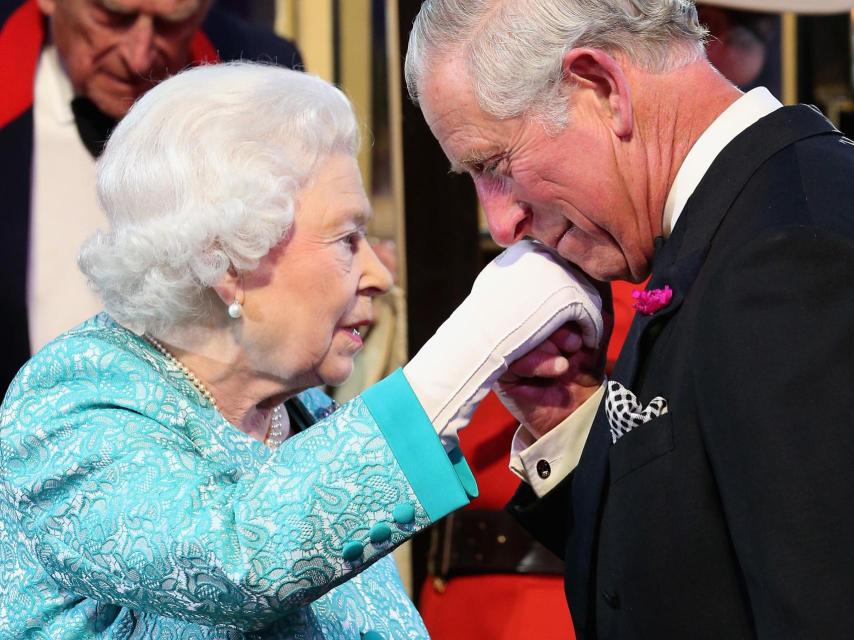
left=0, top=63, right=602, bottom=637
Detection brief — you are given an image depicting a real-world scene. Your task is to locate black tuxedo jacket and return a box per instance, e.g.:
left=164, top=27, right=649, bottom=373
left=509, top=105, right=854, bottom=639
left=0, top=0, right=302, bottom=397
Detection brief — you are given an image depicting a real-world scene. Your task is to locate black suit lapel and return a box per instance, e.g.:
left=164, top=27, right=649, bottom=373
left=609, top=224, right=691, bottom=387
left=566, top=104, right=838, bottom=636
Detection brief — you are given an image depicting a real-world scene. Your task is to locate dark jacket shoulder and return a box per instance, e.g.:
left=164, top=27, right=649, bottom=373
left=202, top=6, right=303, bottom=69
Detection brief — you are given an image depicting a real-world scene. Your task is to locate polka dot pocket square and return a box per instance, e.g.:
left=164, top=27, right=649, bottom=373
left=606, top=380, right=669, bottom=444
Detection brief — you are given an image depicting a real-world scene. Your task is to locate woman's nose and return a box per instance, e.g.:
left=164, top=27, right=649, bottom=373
left=361, top=239, right=394, bottom=295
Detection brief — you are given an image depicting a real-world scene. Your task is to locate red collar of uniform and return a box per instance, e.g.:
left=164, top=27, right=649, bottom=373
left=0, top=0, right=43, bottom=128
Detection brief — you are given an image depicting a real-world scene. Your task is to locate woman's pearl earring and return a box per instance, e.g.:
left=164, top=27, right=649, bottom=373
left=227, top=300, right=243, bottom=319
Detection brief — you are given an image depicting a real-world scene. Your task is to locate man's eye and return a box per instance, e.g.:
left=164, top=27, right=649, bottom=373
left=473, top=161, right=496, bottom=175
left=95, top=8, right=137, bottom=28
left=154, top=15, right=195, bottom=35
left=476, top=156, right=508, bottom=178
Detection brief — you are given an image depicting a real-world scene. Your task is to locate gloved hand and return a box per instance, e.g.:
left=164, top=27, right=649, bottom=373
left=403, top=240, right=603, bottom=449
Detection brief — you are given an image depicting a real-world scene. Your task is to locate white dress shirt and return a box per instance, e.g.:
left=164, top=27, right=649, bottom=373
left=510, top=87, right=783, bottom=496
left=29, top=46, right=107, bottom=353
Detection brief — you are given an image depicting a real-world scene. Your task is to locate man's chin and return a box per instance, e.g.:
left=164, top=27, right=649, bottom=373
left=88, top=82, right=148, bottom=119
left=89, top=95, right=135, bottom=119
left=625, top=258, right=654, bottom=284
left=559, top=257, right=626, bottom=283
left=576, top=253, right=652, bottom=284
left=604, top=267, right=651, bottom=284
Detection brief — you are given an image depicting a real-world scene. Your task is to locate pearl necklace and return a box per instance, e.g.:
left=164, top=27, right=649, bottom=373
left=266, top=404, right=286, bottom=448
left=145, top=335, right=286, bottom=448
left=145, top=335, right=219, bottom=411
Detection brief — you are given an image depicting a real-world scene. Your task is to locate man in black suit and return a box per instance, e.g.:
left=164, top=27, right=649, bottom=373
left=405, top=1, right=854, bottom=637
left=0, top=0, right=301, bottom=397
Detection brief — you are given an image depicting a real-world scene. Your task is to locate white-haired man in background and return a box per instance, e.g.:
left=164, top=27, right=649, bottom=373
left=406, top=1, right=854, bottom=638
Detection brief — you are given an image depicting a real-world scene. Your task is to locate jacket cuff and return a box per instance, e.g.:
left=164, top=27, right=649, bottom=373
left=362, top=369, right=477, bottom=521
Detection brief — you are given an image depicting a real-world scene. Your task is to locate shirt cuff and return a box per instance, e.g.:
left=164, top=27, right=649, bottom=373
left=509, top=382, right=606, bottom=497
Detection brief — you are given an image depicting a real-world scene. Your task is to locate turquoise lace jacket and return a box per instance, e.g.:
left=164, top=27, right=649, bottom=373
left=0, top=314, right=477, bottom=638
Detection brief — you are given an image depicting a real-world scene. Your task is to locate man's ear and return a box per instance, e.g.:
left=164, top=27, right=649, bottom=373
left=36, top=0, right=57, bottom=15
left=561, top=48, right=633, bottom=139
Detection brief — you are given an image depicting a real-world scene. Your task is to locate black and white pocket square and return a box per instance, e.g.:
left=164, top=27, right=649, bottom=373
left=606, top=380, right=668, bottom=444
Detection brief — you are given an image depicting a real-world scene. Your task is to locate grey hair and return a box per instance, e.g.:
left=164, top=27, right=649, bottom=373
left=79, top=62, right=359, bottom=336
left=405, top=0, right=708, bottom=123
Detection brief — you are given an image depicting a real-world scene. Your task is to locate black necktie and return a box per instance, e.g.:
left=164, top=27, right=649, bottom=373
left=70, top=97, right=117, bottom=159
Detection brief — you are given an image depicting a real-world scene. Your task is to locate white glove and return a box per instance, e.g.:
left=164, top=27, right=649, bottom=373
left=403, top=239, right=603, bottom=449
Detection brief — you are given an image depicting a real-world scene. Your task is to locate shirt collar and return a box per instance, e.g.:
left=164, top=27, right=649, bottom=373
left=38, top=45, right=77, bottom=125
left=661, top=87, right=783, bottom=237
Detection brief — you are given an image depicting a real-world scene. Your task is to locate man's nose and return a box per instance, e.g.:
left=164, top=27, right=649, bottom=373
left=482, top=193, right=532, bottom=246
left=121, top=16, right=157, bottom=74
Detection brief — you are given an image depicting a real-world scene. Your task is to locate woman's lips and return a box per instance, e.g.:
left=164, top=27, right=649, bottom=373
left=339, top=325, right=364, bottom=348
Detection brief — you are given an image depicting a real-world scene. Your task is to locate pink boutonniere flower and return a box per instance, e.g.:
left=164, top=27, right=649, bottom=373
left=632, top=285, right=673, bottom=315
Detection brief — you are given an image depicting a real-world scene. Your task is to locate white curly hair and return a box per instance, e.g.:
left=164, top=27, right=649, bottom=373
left=405, top=0, right=708, bottom=125
left=78, top=62, right=359, bottom=336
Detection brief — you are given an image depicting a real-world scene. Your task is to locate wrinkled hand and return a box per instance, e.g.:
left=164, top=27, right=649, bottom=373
left=496, top=303, right=613, bottom=439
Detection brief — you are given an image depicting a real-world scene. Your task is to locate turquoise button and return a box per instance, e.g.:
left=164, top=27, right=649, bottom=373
left=342, top=541, right=364, bottom=562
left=369, top=523, right=392, bottom=545
left=362, top=632, right=384, bottom=640
left=448, top=446, right=479, bottom=498
left=392, top=503, right=415, bottom=525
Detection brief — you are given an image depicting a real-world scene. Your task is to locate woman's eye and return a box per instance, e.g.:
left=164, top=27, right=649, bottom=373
left=341, top=232, right=361, bottom=251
